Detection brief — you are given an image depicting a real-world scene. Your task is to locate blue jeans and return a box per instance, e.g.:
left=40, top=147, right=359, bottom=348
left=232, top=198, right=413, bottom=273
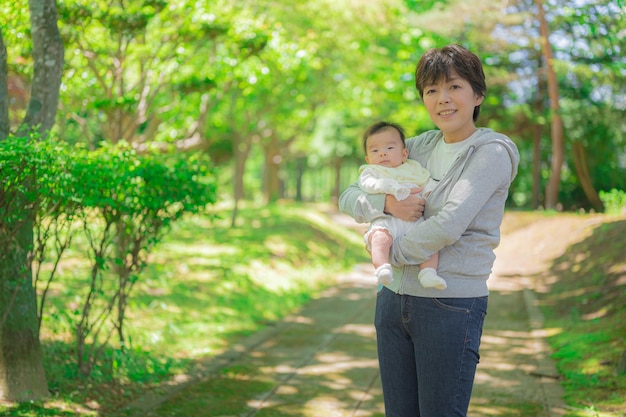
left=375, top=287, right=488, bottom=417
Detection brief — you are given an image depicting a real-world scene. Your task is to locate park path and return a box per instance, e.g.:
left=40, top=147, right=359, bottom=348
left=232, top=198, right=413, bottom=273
left=121, top=211, right=578, bottom=417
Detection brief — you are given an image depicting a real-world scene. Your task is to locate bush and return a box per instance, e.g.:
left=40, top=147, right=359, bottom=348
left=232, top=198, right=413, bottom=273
left=599, top=189, right=626, bottom=215
left=1, top=135, right=219, bottom=377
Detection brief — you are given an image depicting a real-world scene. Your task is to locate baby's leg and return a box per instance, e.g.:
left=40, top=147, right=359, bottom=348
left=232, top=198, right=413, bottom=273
left=369, top=229, right=394, bottom=285
left=369, top=228, right=392, bottom=268
left=418, top=252, right=447, bottom=290
left=421, top=251, right=438, bottom=270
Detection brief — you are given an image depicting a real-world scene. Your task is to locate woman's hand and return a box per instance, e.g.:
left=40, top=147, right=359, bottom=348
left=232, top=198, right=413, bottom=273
left=384, top=188, right=425, bottom=222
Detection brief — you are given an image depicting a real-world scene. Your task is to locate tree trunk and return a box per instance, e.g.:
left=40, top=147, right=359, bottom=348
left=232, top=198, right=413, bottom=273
left=537, top=0, right=564, bottom=210
left=331, top=156, right=342, bottom=205
left=532, top=126, right=542, bottom=209
left=20, top=0, right=64, bottom=139
left=264, top=137, right=282, bottom=204
left=0, top=30, right=9, bottom=140
left=231, top=131, right=251, bottom=227
left=572, top=141, right=604, bottom=211
left=294, top=157, right=305, bottom=202
left=0, top=0, right=64, bottom=401
left=0, top=214, right=49, bottom=401
left=532, top=52, right=544, bottom=209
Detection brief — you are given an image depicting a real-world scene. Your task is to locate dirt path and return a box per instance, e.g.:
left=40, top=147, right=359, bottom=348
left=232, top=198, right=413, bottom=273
left=472, top=212, right=605, bottom=417
left=121, top=211, right=602, bottom=417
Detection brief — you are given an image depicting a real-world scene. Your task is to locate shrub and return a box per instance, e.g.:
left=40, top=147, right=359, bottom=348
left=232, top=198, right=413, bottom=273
left=599, top=189, right=626, bottom=215
left=1, top=135, right=218, bottom=377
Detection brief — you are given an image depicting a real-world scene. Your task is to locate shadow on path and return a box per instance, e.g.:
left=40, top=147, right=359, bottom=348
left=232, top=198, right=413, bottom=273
left=122, top=264, right=384, bottom=417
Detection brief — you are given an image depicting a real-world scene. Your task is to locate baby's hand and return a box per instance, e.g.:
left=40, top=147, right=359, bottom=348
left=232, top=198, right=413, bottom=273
left=384, top=190, right=425, bottom=222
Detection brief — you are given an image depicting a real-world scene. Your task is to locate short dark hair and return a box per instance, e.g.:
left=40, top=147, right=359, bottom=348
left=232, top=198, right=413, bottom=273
left=415, top=44, right=486, bottom=122
left=362, top=121, right=406, bottom=153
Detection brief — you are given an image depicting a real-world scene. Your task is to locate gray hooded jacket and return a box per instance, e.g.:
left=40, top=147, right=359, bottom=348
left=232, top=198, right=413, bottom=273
left=339, top=128, right=520, bottom=298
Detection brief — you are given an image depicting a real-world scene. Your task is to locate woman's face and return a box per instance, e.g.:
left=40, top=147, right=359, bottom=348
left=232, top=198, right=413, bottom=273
left=422, top=70, right=484, bottom=143
left=365, top=129, right=408, bottom=168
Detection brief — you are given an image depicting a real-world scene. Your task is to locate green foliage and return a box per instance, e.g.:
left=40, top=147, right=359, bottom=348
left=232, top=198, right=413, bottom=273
left=62, top=141, right=217, bottom=376
left=538, top=218, right=626, bottom=415
left=0, top=134, right=39, bottom=235
left=599, top=189, right=626, bottom=215
left=403, top=0, right=449, bottom=13
left=2, top=134, right=219, bottom=378
left=0, top=204, right=368, bottom=415
left=5, top=0, right=626, bottom=209
left=66, top=141, right=216, bottom=219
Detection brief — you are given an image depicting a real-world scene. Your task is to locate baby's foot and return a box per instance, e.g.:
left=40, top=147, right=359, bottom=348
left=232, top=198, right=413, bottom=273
left=418, top=268, right=447, bottom=290
left=375, top=263, right=393, bottom=285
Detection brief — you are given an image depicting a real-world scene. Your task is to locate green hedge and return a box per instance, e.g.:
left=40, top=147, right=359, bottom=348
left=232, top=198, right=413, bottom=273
left=599, top=189, right=626, bottom=215
left=1, top=135, right=218, bottom=376
left=1, top=135, right=217, bottom=233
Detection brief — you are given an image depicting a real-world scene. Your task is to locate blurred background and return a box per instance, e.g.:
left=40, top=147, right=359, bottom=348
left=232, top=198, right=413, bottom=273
left=3, top=0, right=625, bottom=213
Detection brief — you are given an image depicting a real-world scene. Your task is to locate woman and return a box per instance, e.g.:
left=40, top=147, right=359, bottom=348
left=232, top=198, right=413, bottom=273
left=339, top=44, right=520, bottom=416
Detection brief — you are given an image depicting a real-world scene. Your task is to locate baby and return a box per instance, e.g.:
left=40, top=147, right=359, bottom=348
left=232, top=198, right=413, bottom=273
left=358, top=121, right=446, bottom=290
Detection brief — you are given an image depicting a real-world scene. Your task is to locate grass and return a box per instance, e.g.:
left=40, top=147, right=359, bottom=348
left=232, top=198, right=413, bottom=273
left=528, top=213, right=626, bottom=417
left=1, top=205, right=624, bottom=416
left=0, top=202, right=368, bottom=417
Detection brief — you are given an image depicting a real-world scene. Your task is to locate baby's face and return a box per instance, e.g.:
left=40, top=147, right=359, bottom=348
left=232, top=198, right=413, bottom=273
left=365, top=129, right=408, bottom=168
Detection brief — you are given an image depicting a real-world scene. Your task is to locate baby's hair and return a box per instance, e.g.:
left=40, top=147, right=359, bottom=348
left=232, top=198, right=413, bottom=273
left=362, top=121, right=406, bottom=153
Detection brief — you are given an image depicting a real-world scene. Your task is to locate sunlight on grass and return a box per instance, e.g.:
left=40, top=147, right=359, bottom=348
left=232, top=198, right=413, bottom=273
left=499, top=212, right=625, bottom=417
left=0, top=400, right=99, bottom=417
left=470, top=400, right=544, bottom=416
left=28, top=203, right=368, bottom=416
left=24, top=208, right=625, bottom=417
left=527, top=214, right=626, bottom=417
left=152, top=241, right=238, bottom=257
left=563, top=407, right=625, bottom=417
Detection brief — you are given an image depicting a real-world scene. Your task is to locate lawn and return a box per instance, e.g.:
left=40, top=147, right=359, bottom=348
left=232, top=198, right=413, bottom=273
left=0, top=203, right=369, bottom=417
left=531, top=214, right=626, bottom=417
left=1, top=206, right=624, bottom=417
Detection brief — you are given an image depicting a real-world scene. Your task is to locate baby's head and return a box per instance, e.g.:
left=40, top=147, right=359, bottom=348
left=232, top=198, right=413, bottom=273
left=362, top=121, right=408, bottom=168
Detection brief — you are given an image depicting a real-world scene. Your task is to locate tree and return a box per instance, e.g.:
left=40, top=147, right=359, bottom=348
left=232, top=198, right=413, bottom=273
left=57, top=0, right=216, bottom=147
left=536, top=0, right=564, bottom=210
left=551, top=0, right=626, bottom=210
left=0, top=0, right=64, bottom=401
left=407, top=0, right=625, bottom=211
left=0, top=32, right=8, bottom=140
left=250, top=0, right=434, bottom=204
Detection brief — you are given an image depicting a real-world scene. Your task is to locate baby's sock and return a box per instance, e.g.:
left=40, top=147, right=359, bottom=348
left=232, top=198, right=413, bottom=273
left=418, top=268, right=447, bottom=290
left=375, top=263, right=393, bottom=285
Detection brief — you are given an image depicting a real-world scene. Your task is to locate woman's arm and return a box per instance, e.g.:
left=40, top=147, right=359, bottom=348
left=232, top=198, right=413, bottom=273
left=339, top=181, right=425, bottom=224
left=338, top=182, right=386, bottom=224
left=390, top=143, right=514, bottom=266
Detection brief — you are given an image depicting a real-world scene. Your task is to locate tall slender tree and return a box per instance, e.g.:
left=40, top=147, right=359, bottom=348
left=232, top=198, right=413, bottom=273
left=0, top=31, right=8, bottom=140
left=0, top=0, right=64, bottom=401
left=536, top=0, right=564, bottom=209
